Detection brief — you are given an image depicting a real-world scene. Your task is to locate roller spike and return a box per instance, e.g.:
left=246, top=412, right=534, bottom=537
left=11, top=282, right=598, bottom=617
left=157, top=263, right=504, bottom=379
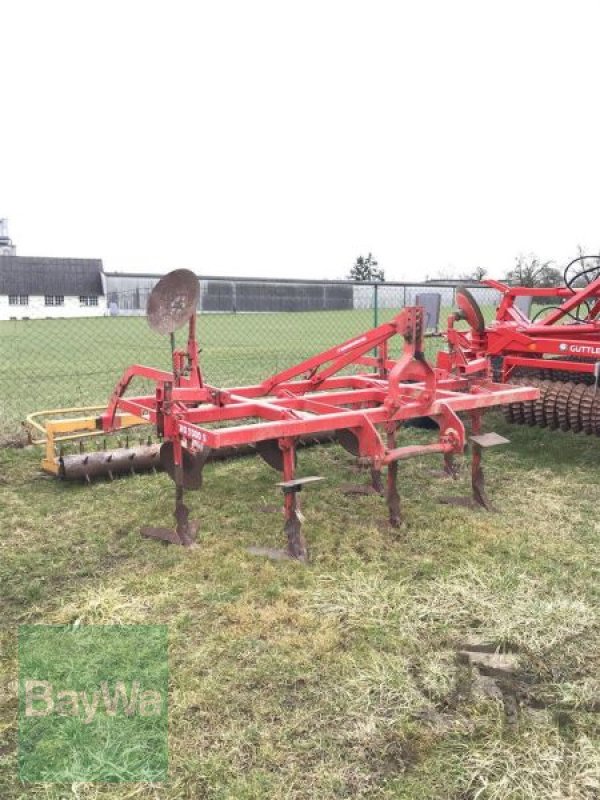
left=592, top=391, right=600, bottom=436
left=502, top=402, right=515, bottom=424
left=533, top=380, right=550, bottom=427
left=568, top=384, right=587, bottom=433
left=516, top=376, right=538, bottom=426
left=511, top=393, right=526, bottom=424
left=579, top=385, right=596, bottom=435
left=555, top=382, right=576, bottom=432
left=542, top=381, right=562, bottom=429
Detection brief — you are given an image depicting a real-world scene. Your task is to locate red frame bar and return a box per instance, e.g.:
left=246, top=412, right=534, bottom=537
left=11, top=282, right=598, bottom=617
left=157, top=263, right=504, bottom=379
left=97, top=305, right=537, bottom=471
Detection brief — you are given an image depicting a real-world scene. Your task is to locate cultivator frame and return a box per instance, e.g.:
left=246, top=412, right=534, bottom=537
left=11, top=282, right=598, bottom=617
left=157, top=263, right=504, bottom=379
left=28, top=269, right=537, bottom=560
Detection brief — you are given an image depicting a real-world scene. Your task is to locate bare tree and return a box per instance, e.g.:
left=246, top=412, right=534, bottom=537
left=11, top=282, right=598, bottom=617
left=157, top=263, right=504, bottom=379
left=460, top=266, right=487, bottom=282
left=505, top=255, right=561, bottom=287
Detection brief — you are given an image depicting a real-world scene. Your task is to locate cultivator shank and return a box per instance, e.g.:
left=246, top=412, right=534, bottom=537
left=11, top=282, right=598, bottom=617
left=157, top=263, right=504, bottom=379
left=29, top=269, right=537, bottom=560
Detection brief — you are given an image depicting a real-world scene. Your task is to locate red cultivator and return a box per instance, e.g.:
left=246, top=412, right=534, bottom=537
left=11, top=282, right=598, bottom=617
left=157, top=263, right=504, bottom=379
left=30, top=269, right=537, bottom=560
left=438, top=256, right=600, bottom=433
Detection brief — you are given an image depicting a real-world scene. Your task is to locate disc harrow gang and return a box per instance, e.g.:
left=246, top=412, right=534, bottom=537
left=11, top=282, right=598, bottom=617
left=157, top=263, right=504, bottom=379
left=28, top=269, right=538, bottom=561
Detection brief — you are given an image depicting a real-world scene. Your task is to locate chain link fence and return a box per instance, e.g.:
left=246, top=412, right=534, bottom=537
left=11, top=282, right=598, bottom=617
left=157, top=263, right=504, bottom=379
left=0, top=278, right=503, bottom=434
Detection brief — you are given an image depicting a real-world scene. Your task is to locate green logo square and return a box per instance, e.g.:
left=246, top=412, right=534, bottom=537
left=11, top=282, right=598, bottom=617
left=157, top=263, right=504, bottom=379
left=18, top=624, right=168, bottom=782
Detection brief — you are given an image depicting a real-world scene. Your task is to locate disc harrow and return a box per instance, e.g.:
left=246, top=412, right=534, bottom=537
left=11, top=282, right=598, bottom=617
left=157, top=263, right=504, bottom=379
left=28, top=268, right=537, bottom=562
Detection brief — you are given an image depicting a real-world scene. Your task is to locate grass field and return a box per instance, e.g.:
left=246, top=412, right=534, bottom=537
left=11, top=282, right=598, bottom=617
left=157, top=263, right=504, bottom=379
left=0, top=307, right=459, bottom=435
left=1, top=415, right=600, bottom=798
left=2, top=302, right=598, bottom=798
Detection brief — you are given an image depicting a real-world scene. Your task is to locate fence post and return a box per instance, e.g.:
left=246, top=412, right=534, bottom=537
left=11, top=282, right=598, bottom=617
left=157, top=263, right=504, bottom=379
left=373, top=283, right=379, bottom=328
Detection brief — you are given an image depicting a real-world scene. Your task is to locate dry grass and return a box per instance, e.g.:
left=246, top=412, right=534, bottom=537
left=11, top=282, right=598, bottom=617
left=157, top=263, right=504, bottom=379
left=1, top=414, right=599, bottom=798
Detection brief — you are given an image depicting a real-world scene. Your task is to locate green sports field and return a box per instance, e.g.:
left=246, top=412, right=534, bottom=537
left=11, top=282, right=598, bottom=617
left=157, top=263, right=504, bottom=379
left=0, top=307, right=453, bottom=434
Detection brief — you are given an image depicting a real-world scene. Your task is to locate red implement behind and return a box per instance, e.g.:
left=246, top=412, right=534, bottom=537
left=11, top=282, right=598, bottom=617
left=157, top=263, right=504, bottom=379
left=438, top=256, right=600, bottom=434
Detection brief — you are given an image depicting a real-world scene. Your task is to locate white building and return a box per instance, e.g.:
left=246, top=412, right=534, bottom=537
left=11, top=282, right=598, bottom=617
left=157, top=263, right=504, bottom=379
left=0, top=256, right=106, bottom=320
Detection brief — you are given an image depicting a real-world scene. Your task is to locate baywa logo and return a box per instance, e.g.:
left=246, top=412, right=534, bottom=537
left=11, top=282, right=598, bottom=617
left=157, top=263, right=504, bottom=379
left=18, top=625, right=168, bottom=782
left=24, top=678, right=163, bottom=724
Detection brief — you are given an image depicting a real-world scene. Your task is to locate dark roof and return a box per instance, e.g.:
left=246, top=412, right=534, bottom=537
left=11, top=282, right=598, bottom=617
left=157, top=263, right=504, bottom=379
left=425, top=278, right=480, bottom=286
left=0, top=257, right=104, bottom=296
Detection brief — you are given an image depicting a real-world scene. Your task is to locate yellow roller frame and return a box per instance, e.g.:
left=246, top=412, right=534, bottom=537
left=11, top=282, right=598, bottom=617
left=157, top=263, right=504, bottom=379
left=26, top=406, right=148, bottom=475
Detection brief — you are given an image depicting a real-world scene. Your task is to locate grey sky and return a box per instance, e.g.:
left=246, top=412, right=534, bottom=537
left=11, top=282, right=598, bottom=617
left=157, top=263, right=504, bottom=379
left=2, top=0, right=600, bottom=280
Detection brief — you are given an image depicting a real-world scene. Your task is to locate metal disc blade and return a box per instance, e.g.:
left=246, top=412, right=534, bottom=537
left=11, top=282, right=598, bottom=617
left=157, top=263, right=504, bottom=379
left=456, top=288, right=485, bottom=334
left=147, top=269, right=200, bottom=334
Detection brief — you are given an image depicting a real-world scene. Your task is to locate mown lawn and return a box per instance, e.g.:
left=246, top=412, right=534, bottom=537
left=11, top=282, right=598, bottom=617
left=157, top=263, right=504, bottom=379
left=0, top=304, right=490, bottom=434
left=1, top=415, right=599, bottom=799
left=0, top=309, right=377, bottom=433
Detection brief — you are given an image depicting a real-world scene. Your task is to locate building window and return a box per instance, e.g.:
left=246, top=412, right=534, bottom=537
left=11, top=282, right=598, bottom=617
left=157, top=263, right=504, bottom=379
left=79, top=295, right=98, bottom=306
left=45, top=295, right=64, bottom=306
left=8, top=295, right=29, bottom=305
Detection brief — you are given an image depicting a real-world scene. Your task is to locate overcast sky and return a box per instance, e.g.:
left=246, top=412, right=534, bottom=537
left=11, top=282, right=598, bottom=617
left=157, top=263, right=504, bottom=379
left=2, top=1, right=600, bottom=280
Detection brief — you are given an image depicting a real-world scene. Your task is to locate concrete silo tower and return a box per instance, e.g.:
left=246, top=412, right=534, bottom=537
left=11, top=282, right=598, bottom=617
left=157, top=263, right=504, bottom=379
left=0, top=219, right=16, bottom=255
